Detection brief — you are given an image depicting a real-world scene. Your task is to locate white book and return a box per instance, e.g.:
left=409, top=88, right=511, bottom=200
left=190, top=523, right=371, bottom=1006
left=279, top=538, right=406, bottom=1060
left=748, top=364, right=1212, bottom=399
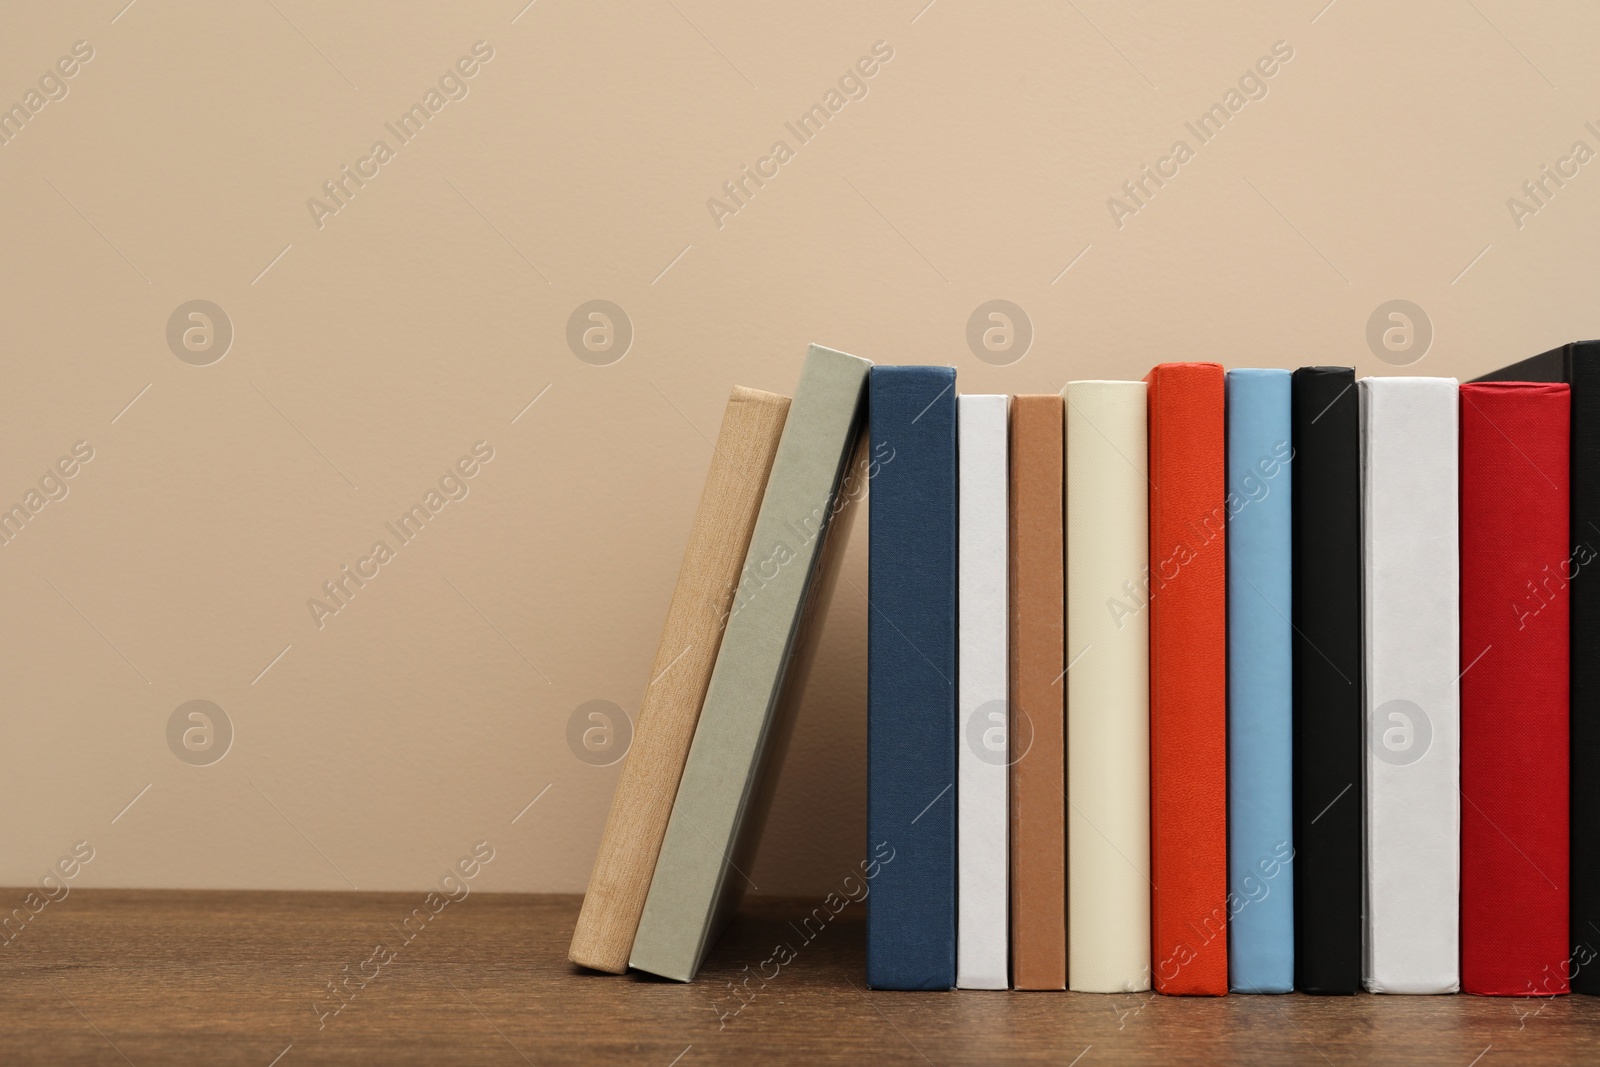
left=957, top=394, right=1009, bottom=989
left=1359, top=376, right=1460, bottom=994
left=1062, top=381, right=1151, bottom=993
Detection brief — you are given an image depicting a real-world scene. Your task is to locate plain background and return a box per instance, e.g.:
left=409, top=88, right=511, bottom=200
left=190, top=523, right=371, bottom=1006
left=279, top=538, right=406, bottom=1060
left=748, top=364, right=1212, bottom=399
left=0, top=0, right=1596, bottom=895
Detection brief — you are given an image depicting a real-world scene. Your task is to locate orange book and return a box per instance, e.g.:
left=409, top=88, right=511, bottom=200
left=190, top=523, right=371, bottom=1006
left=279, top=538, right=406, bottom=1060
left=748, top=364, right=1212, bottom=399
left=1009, top=394, right=1066, bottom=989
left=1144, top=363, right=1228, bottom=995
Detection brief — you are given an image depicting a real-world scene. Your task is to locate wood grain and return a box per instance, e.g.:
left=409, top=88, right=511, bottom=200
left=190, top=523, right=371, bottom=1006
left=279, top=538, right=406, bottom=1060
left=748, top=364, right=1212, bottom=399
left=0, top=890, right=1595, bottom=1065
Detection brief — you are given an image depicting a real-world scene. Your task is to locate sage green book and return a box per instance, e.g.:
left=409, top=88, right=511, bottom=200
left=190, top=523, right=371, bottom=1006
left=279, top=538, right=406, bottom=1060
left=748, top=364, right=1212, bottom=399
left=629, top=344, right=872, bottom=981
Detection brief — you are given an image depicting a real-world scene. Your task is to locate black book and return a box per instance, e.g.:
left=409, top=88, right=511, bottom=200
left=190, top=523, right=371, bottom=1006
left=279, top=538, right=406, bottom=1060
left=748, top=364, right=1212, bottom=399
left=1290, top=367, right=1363, bottom=994
left=1474, top=342, right=1600, bottom=995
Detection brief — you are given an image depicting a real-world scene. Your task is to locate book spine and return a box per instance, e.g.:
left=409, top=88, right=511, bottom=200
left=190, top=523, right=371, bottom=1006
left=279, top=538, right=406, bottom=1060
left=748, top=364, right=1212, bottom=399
left=630, top=345, right=871, bottom=982
left=1064, top=381, right=1151, bottom=992
left=866, top=366, right=958, bottom=990
left=1359, top=377, right=1460, bottom=994
left=1145, top=362, right=1229, bottom=996
left=569, top=386, right=789, bottom=974
left=1473, top=343, right=1600, bottom=992
left=1224, top=369, right=1295, bottom=994
left=1291, top=366, right=1364, bottom=994
left=1569, top=344, right=1600, bottom=994
left=957, top=394, right=1009, bottom=989
left=1009, top=394, right=1066, bottom=990
left=1460, top=381, right=1570, bottom=996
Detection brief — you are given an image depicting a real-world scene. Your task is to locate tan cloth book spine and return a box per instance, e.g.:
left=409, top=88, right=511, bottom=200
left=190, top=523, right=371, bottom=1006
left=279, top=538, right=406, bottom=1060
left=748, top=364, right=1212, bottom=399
left=630, top=344, right=871, bottom=982
left=568, top=386, right=790, bottom=973
left=1009, top=394, right=1067, bottom=989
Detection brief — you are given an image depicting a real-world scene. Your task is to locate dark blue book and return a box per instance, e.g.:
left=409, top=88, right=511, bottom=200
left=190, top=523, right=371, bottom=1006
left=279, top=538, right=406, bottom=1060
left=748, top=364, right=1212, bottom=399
left=866, top=365, right=958, bottom=990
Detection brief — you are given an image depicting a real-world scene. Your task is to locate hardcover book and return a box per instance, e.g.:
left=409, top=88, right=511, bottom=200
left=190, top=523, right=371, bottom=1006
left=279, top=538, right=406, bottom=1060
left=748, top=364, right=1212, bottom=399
left=1475, top=342, right=1600, bottom=993
left=1145, top=362, right=1228, bottom=996
left=569, top=387, right=791, bottom=973
left=630, top=345, right=872, bottom=982
left=867, top=366, right=958, bottom=991
left=1359, top=376, right=1460, bottom=995
left=1459, top=381, right=1571, bottom=997
left=1224, top=369, right=1295, bottom=994
left=957, top=394, right=1009, bottom=990
left=1063, top=381, right=1151, bottom=993
left=1291, top=366, right=1363, bottom=995
left=1009, top=394, right=1066, bottom=990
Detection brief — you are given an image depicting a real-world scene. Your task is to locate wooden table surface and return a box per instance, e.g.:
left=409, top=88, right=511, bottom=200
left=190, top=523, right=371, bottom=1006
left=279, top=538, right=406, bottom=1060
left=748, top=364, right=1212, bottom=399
left=0, top=890, right=1595, bottom=1065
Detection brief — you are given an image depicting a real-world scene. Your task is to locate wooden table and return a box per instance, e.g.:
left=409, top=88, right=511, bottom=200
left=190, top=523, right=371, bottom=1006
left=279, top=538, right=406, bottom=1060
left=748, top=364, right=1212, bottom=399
left=1, top=890, right=1595, bottom=1064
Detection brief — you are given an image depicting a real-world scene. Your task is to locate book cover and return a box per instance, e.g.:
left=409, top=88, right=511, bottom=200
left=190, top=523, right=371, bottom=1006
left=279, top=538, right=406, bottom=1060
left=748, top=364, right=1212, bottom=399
left=1291, top=366, right=1363, bottom=995
left=1459, top=381, right=1571, bottom=997
left=1063, top=380, right=1151, bottom=993
left=1224, top=369, right=1295, bottom=994
left=1359, top=376, right=1460, bottom=995
left=867, top=366, right=958, bottom=991
left=630, top=344, right=872, bottom=982
left=570, top=386, right=790, bottom=973
left=957, top=394, right=1009, bottom=990
left=1145, top=362, right=1228, bottom=996
left=1474, top=342, right=1600, bottom=993
left=1009, top=393, right=1066, bottom=990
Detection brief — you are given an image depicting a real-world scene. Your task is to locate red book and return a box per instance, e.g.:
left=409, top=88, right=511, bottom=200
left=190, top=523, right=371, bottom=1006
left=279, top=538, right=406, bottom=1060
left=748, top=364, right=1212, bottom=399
left=1145, top=362, right=1229, bottom=995
left=1459, top=381, right=1571, bottom=996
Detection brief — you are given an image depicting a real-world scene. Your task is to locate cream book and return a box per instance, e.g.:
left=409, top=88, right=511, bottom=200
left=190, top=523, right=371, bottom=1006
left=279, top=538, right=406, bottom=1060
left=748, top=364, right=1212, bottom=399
left=1359, top=376, right=1460, bottom=994
left=957, top=394, right=1009, bottom=989
left=1063, top=380, right=1152, bottom=993
left=568, top=386, right=790, bottom=973
left=630, top=344, right=872, bottom=981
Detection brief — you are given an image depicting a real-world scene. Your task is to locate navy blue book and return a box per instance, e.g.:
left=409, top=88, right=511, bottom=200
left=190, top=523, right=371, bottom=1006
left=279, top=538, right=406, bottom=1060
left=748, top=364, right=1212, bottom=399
left=866, top=365, right=958, bottom=990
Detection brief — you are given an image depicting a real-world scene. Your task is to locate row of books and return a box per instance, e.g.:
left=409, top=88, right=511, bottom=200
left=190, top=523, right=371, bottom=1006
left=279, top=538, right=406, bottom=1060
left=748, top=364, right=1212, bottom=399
left=568, top=341, right=1599, bottom=1000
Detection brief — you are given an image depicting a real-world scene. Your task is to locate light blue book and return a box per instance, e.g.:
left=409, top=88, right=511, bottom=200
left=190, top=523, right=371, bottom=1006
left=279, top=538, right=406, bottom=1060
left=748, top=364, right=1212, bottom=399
left=1225, top=368, right=1295, bottom=993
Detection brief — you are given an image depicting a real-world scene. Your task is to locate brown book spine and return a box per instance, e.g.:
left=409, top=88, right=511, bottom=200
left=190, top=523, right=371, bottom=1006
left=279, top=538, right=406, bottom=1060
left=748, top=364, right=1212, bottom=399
left=568, top=386, right=790, bottom=973
left=1009, top=394, right=1067, bottom=989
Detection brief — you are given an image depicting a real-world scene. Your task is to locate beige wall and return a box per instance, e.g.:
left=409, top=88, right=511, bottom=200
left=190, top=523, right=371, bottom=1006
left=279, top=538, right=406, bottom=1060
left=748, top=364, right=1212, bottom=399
left=1, top=0, right=1595, bottom=895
